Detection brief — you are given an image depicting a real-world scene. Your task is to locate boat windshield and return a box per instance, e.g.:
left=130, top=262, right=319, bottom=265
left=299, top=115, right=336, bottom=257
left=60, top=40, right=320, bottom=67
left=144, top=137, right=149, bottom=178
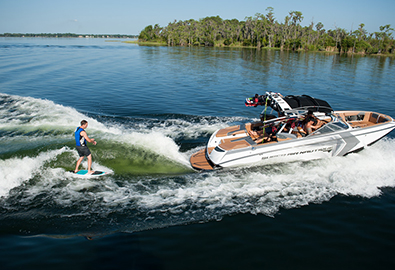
left=311, top=118, right=349, bottom=136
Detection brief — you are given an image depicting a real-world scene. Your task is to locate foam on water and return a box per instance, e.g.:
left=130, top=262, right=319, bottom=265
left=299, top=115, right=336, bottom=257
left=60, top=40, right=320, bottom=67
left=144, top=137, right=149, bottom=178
left=0, top=93, right=195, bottom=162
left=4, top=139, right=392, bottom=222
left=1, top=93, right=395, bottom=233
left=0, top=93, right=97, bottom=129
left=131, top=138, right=395, bottom=218
left=0, top=93, right=225, bottom=196
left=0, top=147, right=68, bottom=197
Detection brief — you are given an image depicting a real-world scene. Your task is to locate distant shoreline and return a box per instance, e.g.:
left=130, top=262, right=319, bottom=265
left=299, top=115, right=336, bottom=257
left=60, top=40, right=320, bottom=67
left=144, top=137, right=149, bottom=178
left=0, top=33, right=138, bottom=39
left=2, top=34, right=393, bottom=57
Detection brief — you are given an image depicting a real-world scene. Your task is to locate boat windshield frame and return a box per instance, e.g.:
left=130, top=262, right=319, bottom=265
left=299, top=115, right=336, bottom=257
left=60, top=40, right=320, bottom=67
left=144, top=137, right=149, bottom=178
left=309, top=114, right=349, bottom=136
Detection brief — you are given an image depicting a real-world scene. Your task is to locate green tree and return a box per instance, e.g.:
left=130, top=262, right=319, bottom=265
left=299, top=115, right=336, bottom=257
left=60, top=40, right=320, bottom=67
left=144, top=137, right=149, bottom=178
left=136, top=9, right=394, bottom=55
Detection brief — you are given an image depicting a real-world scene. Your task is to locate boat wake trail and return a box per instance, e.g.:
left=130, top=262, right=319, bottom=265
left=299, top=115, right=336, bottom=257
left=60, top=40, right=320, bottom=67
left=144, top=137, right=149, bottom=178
left=0, top=93, right=236, bottom=196
left=1, top=93, right=395, bottom=236
left=0, top=93, right=199, bottom=175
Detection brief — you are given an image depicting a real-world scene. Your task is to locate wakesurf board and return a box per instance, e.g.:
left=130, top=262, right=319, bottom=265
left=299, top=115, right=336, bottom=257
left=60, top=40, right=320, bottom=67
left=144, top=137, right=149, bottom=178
left=69, top=170, right=108, bottom=177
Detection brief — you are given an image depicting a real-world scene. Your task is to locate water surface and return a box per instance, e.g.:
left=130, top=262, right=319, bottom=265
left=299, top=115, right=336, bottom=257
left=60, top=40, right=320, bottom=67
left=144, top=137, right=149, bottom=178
left=1, top=37, right=395, bottom=269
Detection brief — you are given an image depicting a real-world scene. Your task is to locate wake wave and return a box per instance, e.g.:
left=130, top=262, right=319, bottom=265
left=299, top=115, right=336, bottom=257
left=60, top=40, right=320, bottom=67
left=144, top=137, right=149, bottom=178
left=0, top=147, right=68, bottom=197
left=0, top=93, right=237, bottom=196
left=1, top=93, right=395, bottom=235
left=1, top=138, right=394, bottom=233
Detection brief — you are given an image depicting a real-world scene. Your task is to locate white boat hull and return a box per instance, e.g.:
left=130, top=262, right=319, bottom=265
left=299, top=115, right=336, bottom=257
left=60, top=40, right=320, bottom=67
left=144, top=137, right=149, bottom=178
left=191, top=110, right=395, bottom=170
left=190, top=92, right=395, bottom=170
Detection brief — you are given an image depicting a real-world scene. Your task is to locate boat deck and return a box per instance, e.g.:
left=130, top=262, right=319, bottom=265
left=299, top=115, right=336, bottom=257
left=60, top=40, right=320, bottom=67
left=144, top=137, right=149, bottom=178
left=336, top=111, right=392, bottom=128
left=190, top=147, right=215, bottom=170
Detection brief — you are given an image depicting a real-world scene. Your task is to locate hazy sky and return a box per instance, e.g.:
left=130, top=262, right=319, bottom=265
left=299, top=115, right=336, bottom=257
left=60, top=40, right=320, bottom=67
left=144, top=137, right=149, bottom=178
left=0, top=0, right=393, bottom=35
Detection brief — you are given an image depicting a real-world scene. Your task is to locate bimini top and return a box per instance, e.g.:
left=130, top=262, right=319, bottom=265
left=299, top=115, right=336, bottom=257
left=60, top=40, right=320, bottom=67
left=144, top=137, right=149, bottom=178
left=246, top=92, right=333, bottom=115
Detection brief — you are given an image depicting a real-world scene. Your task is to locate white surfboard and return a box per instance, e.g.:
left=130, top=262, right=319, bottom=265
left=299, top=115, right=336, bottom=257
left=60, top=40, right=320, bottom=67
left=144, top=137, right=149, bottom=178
left=69, top=170, right=108, bottom=177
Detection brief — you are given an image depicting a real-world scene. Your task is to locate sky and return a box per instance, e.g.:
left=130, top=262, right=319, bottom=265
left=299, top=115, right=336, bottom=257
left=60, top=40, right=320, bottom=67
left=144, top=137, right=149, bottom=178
left=0, top=0, right=394, bottom=35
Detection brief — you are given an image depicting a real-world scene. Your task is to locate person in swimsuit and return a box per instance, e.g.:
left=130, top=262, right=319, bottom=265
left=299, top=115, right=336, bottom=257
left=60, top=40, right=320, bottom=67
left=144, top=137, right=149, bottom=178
left=301, top=110, right=322, bottom=135
left=74, top=120, right=97, bottom=174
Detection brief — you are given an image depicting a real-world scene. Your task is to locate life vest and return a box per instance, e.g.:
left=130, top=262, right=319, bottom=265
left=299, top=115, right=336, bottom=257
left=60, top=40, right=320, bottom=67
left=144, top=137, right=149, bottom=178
left=75, top=127, right=87, bottom=146
left=265, top=125, right=278, bottom=135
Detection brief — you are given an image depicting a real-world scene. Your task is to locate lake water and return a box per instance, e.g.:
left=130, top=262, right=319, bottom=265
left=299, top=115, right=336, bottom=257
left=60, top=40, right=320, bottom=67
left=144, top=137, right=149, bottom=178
left=1, top=37, right=395, bottom=269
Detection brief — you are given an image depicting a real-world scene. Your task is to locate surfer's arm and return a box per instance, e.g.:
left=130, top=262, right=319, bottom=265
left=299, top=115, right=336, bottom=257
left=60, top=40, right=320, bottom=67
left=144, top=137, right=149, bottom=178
left=80, top=131, right=97, bottom=145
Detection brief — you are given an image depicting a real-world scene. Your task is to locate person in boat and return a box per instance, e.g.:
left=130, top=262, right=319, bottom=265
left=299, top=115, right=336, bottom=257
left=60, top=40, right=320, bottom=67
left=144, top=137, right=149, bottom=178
left=74, top=120, right=97, bottom=174
left=283, top=119, right=297, bottom=134
left=249, top=125, right=277, bottom=143
left=248, top=128, right=263, bottom=140
left=300, top=111, right=322, bottom=135
left=304, top=119, right=317, bottom=135
left=264, top=125, right=277, bottom=142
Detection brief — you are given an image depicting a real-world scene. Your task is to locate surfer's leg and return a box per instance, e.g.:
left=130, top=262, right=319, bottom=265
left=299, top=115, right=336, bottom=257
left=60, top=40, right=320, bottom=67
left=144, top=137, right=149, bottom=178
left=75, top=156, right=84, bottom=173
left=87, top=154, right=95, bottom=174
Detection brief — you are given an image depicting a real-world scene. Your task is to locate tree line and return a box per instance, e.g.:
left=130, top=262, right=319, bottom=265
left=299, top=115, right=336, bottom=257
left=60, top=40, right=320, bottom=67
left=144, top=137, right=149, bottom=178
left=138, top=8, right=394, bottom=55
left=1, top=33, right=138, bottom=39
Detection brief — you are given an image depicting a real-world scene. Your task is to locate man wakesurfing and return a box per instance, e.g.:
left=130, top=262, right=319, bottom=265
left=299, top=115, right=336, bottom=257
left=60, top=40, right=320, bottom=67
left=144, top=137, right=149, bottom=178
left=74, top=120, right=97, bottom=174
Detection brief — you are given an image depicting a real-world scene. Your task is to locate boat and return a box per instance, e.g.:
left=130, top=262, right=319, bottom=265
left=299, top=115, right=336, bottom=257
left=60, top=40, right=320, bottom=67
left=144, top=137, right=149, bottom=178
left=190, top=92, right=395, bottom=170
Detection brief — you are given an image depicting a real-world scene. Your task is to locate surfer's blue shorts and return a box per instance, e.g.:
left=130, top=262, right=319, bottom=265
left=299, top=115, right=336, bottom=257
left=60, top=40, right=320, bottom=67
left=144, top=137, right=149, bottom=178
left=76, top=146, right=91, bottom=157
